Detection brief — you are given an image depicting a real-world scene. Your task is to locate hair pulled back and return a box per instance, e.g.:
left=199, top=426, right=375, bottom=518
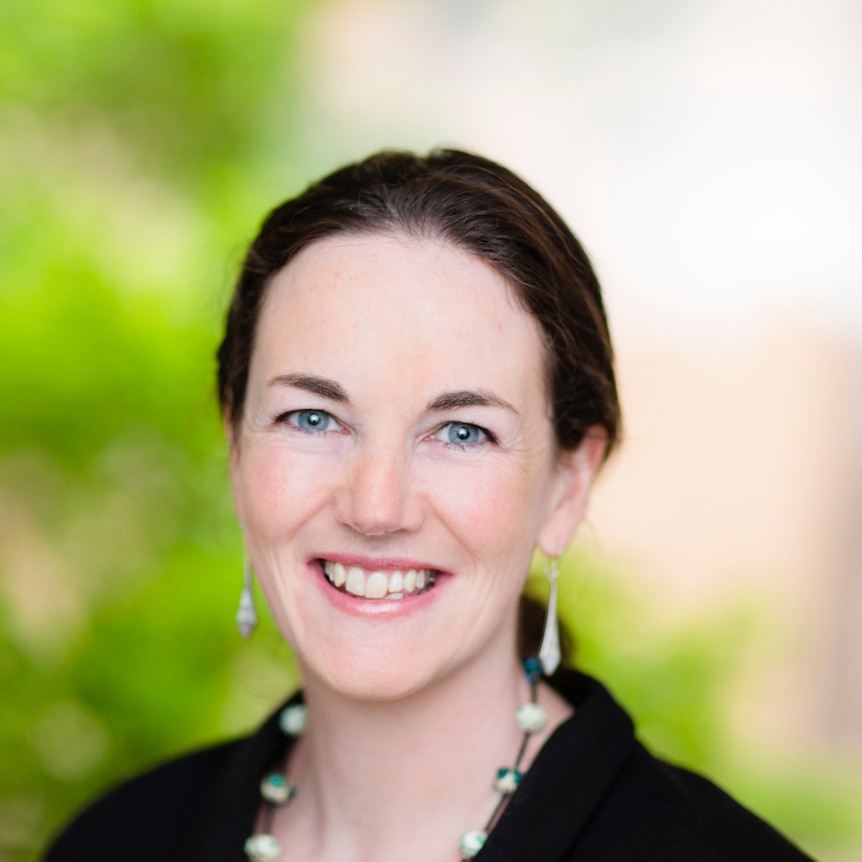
left=217, top=148, right=620, bottom=457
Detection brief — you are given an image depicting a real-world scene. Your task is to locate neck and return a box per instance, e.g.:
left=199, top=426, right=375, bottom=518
left=285, top=648, right=542, bottom=862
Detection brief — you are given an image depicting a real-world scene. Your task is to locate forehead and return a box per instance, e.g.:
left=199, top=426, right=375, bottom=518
left=251, top=234, right=549, bottom=404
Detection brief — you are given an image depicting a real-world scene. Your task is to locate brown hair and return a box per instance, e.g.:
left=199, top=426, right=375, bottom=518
left=217, top=148, right=620, bottom=457
left=217, top=148, right=621, bottom=666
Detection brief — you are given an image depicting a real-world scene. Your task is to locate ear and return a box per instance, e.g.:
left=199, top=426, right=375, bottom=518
left=536, top=425, right=607, bottom=557
left=223, top=410, right=245, bottom=523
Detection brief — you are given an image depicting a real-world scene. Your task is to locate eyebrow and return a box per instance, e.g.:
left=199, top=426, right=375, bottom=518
left=426, top=390, right=518, bottom=414
left=266, top=376, right=517, bottom=415
left=266, top=373, right=350, bottom=403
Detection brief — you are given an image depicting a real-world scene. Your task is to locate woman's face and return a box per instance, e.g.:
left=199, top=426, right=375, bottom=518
left=230, top=234, right=600, bottom=700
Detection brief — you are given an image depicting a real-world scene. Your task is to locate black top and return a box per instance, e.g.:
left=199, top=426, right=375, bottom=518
left=44, top=670, right=814, bottom=861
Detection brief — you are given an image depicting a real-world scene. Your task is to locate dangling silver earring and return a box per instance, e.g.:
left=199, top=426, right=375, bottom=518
left=236, top=557, right=258, bottom=638
left=538, top=556, right=561, bottom=675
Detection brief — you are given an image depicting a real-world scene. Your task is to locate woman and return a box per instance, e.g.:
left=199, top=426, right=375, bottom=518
left=45, top=149, right=813, bottom=861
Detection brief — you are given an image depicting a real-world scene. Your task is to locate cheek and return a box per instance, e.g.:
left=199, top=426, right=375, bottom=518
left=425, top=459, right=545, bottom=556
left=236, top=446, right=331, bottom=537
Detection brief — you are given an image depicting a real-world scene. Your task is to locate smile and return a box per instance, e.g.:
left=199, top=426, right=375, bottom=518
left=322, top=560, right=437, bottom=600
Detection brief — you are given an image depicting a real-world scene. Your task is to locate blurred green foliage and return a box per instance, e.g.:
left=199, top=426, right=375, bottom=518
left=0, top=3, right=308, bottom=859
left=0, top=3, right=859, bottom=861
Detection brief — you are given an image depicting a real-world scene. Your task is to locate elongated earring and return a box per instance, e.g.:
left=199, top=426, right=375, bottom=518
left=538, top=556, right=561, bottom=675
left=236, top=558, right=258, bottom=638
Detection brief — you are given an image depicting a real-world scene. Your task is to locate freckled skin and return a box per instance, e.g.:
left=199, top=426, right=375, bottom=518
left=229, top=233, right=599, bottom=701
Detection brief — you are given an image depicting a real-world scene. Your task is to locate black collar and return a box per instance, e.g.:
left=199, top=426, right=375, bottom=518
left=481, top=669, right=635, bottom=861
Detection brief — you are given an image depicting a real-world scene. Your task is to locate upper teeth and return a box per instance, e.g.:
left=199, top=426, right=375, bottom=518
left=323, top=561, right=431, bottom=599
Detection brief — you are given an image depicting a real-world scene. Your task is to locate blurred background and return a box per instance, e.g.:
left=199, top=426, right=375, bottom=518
left=1, top=0, right=860, bottom=860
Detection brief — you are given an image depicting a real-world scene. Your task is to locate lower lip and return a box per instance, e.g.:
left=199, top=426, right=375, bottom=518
left=310, top=561, right=445, bottom=619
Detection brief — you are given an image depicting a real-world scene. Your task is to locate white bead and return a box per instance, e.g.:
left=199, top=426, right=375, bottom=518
left=516, top=702, right=548, bottom=734
left=459, top=829, right=487, bottom=857
left=244, top=832, right=281, bottom=861
left=278, top=703, right=308, bottom=737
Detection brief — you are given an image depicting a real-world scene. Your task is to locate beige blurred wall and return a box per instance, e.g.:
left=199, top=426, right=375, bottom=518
left=585, top=319, right=862, bottom=752
left=293, top=0, right=862, bottom=755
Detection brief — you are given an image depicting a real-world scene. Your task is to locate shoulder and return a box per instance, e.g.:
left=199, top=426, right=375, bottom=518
left=577, top=743, right=814, bottom=861
left=42, top=695, right=300, bottom=862
left=533, top=670, right=815, bottom=862
left=43, top=740, right=241, bottom=862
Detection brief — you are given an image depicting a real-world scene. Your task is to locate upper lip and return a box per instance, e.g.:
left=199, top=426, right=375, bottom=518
left=314, top=553, right=443, bottom=573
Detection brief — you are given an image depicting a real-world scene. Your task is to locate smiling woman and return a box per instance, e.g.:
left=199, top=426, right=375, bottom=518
left=229, top=233, right=594, bottom=704
left=43, top=150, right=814, bottom=862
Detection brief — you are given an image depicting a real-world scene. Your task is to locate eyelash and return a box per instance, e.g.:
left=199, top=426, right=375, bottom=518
left=273, top=412, right=497, bottom=449
left=274, top=409, right=344, bottom=434
left=432, top=421, right=497, bottom=449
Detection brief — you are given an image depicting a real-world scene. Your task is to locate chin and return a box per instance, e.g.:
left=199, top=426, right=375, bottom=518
left=298, top=647, right=443, bottom=703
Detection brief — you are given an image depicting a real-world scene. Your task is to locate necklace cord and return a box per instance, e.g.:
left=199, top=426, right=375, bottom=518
left=245, top=661, right=546, bottom=862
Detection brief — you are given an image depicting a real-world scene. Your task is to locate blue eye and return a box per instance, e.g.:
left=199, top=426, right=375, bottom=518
left=283, top=409, right=343, bottom=434
left=435, top=422, right=490, bottom=447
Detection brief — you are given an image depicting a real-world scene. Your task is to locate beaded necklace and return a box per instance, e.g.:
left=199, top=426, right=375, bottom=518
left=244, top=659, right=547, bottom=862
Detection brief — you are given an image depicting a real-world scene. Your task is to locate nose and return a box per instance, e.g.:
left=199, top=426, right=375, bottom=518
left=335, top=442, right=422, bottom=537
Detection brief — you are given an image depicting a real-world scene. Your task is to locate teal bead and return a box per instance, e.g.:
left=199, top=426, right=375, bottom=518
left=523, top=657, right=543, bottom=681
left=494, top=767, right=522, bottom=794
left=260, top=772, right=294, bottom=804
